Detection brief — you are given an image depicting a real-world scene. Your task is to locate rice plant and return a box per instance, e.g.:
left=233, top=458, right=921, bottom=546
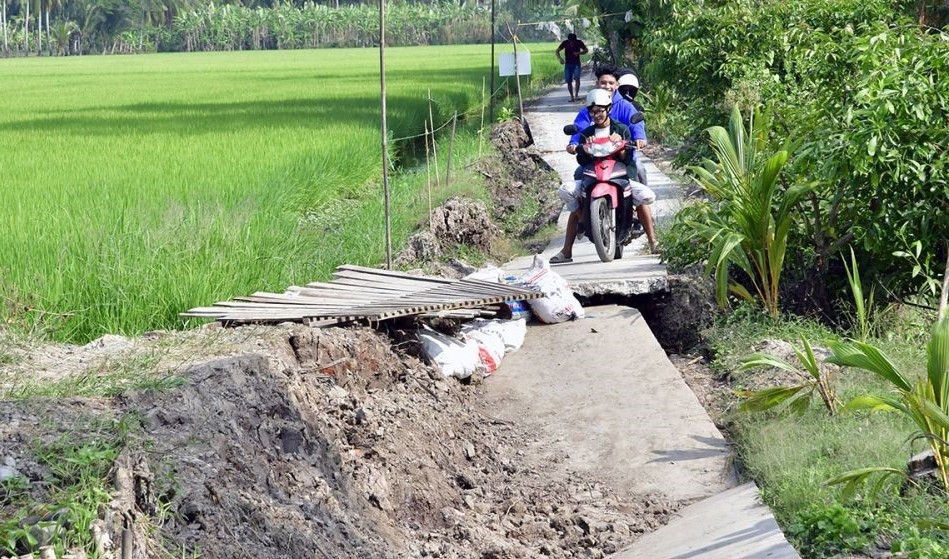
left=0, top=45, right=560, bottom=342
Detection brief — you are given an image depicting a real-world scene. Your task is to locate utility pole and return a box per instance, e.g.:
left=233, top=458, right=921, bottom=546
left=489, top=0, right=495, bottom=122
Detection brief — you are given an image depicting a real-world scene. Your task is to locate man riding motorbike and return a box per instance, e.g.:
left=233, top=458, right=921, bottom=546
left=557, top=68, right=657, bottom=258
left=551, top=89, right=655, bottom=263
left=551, top=86, right=657, bottom=264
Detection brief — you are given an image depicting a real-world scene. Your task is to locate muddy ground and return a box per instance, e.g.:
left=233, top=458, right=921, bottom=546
left=0, top=121, right=685, bottom=559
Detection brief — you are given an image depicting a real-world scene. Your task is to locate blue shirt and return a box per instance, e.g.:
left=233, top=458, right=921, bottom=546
left=569, top=91, right=646, bottom=146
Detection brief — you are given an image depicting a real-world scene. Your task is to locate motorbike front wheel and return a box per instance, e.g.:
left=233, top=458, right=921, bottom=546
left=590, top=197, right=616, bottom=262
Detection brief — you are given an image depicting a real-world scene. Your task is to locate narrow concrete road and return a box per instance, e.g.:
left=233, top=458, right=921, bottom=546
left=488, top=77, right=801, bottom=559
left=485, top=305, right=733, bottom=503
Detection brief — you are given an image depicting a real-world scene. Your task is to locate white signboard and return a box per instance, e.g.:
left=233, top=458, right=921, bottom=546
left=499, top=52, right=532, bottom=76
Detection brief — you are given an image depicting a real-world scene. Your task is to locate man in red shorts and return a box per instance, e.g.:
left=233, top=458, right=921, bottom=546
left=556, top=33, right=589, bottom=102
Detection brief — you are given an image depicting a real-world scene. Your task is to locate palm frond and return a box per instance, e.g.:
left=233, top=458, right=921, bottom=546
left=826, top=467, right=906, bottom=500
left=827, top=340, right=911, bottom=392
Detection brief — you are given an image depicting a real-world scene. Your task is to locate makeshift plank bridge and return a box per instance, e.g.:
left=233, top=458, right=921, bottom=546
left=182, top=265, right=541, bottom=326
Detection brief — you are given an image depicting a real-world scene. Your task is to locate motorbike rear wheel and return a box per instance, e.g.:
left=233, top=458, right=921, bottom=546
left=590, top=197, right=616, bottom=262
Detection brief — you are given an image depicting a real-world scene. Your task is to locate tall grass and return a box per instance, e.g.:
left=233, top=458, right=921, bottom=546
left=0, top=46, right=560, bottom=342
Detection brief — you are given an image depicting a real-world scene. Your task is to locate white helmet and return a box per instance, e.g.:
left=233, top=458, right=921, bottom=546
left=618, top=73, right=639, bottom=89
left=618, top=73, right=640, bottom=102
left=586, top=88, right=613, bottom=109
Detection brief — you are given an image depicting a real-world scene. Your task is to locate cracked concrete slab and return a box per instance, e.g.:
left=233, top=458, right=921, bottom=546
left=608, top=482, right=801, bottom=559
left=485, top=305, right=734, bottom=503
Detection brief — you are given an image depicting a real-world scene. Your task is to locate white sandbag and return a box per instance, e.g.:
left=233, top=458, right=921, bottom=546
left=464, top=329, right=505, bottom=374
left=462, top=318, right=527, bottom=354
left=464, top=265, right=505, bottom=283
left=512, top=255, right=584, bottom=323
left=418, top=326, right=480, bottom=379
left=460, top=318, right=527, bottom=375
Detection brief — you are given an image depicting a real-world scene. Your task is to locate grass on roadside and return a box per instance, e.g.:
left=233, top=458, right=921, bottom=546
left=704, top=305, right=949, bottom=555
left=0, top=415, right=137, bottom=558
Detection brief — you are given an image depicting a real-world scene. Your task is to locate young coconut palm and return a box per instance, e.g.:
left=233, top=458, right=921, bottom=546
left=687, top=106, right=813, bottom=317
left=827, top=314, right=949, bottom=496
left=737, top=336, right=841, bottom=416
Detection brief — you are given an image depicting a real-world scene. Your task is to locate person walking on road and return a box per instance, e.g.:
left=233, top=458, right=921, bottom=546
left=556, top=33, right=588, bottom=102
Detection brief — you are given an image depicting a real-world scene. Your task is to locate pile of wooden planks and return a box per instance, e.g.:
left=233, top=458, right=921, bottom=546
left=182, top=265, right=541, bottom=326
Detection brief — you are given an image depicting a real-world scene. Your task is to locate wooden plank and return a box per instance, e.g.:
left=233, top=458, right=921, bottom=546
left=290, top=286, right=389, bottom=300
left=332, top=269, right=454, bottom=290
left=302, top=281, right=385, bottom=293
left=243, top=291, right=384, bottom=305
left=336, top=264, right=455, bottom=284
left=327, top=277, right=426, bottom=293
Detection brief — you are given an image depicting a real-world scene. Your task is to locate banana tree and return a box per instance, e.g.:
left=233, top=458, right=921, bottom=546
left=687, top=105, right=813, bottom=317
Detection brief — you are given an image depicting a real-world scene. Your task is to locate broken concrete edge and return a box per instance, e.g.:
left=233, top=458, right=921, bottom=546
left=571, top=277, right=669, bottom=298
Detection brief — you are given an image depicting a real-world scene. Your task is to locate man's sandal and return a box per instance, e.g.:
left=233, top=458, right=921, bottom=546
left=550, top=252, right=573, bottom=264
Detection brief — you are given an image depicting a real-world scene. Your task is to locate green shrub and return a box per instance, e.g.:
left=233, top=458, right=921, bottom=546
left=800, top=24, right=949, bottom=295
left=786, top=502, right=877, bottom=557
left=642, top=0, right=948, bottom=305
left=892, top=526, right=949, bottom=559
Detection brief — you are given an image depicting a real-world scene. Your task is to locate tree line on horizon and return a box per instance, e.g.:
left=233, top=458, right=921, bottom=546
left=0, top=0, right=564, bottom=55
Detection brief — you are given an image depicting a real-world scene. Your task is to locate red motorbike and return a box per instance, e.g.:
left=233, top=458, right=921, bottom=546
left=564, top=118, right=644, bottom=262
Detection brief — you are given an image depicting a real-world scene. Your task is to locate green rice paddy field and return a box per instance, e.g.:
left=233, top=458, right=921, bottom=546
left=0, top=45, right=560, bottom=343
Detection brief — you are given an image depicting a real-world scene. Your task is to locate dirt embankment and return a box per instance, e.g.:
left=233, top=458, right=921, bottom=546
left=2, top=325, right=671, bottom=559
left=1, top=122, right=674, bottom=559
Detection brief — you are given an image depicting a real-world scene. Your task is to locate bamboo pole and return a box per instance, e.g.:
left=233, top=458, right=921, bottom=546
left=510, top=24, right=525, bottom=122
left=427, top=89, right=440, bottom=188
left=379, top=0, right=392, bottom=268
left=445, top=111, right=457, bottom=188
left=489, top=0, right=496, bottom=122
left=425, top=120, right=433, bottom=231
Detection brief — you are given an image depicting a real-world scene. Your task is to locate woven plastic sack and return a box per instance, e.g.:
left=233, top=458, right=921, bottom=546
left=418, top=326, right=479, bottom=379
left=511, top=255, right=584, bottom=323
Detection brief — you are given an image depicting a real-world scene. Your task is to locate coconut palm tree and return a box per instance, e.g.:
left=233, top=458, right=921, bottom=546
left=687, top=106, right=813, bottom=317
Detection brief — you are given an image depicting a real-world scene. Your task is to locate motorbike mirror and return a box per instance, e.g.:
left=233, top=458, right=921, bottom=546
left=563, top=124, right=579, bottom=135
left=629, top=112, right=645, bottom=125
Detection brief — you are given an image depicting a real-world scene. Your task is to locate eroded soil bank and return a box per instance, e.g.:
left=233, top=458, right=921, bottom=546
left=2, top=324, right=674, bottom=559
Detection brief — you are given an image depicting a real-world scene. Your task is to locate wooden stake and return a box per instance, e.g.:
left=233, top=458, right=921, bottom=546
left=379, top=0, right=392, bottom=269
left=428, top=88, right=440, bottom=188
left=489, top=0, right=496, bottom=122
left=425, top=120, right=432, bottom=230
left=510, top=24, right=525, bottom=122
left=479, top=76, right=486, bottom=158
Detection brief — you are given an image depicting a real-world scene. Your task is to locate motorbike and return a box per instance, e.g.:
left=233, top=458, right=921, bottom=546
left=563, top=113, right=645, bottom=262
